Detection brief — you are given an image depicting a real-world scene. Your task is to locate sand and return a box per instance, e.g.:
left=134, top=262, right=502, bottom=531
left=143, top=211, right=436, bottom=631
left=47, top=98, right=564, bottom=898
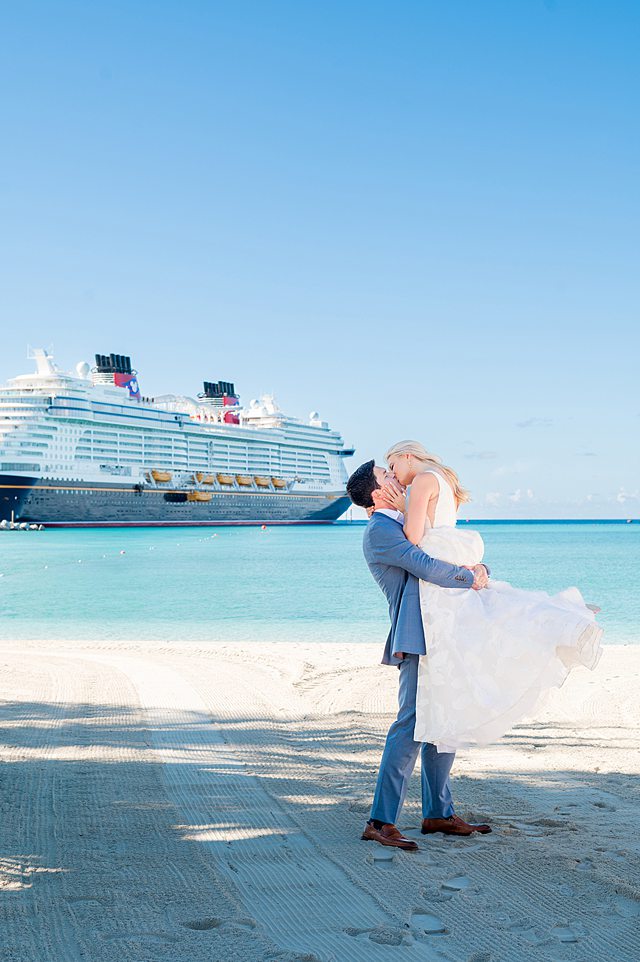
left=0, top=639, right=638, bottom=962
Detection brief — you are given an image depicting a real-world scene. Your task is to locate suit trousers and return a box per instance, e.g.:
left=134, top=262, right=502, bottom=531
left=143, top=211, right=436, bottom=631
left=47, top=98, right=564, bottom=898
left=369, top=653, right=455, bottom=824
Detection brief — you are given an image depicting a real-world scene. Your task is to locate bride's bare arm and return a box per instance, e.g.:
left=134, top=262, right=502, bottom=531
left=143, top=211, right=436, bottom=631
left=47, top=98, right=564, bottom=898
left=404, top=472, right=439, bottom=544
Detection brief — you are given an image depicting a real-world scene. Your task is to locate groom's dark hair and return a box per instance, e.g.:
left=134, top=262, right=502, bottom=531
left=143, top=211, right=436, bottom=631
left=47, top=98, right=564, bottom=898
left=346, top=459, right=379, bottom=508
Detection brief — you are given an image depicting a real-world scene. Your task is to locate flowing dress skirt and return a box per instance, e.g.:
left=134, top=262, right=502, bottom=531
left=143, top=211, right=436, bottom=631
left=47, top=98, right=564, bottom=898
left=415, top=526, right=603, bottom=752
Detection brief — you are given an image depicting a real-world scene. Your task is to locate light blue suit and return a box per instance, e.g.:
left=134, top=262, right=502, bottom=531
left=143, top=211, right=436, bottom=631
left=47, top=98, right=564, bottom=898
left=363, top=512, right=475, bottom=824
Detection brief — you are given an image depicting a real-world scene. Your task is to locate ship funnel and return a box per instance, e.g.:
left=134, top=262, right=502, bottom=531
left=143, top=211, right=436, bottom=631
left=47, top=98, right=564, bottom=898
left=199, top=380, right=240, bottom=424
left=93, top=351, right=141, bottom=398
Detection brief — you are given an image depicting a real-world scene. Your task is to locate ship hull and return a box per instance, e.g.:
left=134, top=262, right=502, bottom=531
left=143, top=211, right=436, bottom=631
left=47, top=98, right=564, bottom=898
left=0, top=475, right=349, bottom=526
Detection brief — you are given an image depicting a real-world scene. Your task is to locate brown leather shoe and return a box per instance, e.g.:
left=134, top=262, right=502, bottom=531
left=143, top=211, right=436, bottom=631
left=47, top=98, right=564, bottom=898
left=361, top=822, right=419, bottom=851
left=421, top=814, right=492, bottom=836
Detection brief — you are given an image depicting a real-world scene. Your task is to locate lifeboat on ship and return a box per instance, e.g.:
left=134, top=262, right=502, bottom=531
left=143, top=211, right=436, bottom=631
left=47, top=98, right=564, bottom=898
left=271, top=477, right=287, bottom=489
left=195, top=472, right=215, bottom=484
left=151, top=469, right=172, bottom=482
left=236, top=475, right=253, bottom=486
left=187, top=490, right=212, bottom=502
left=217, top=473, right=234, bottom=485
left=254, top=476, right=271, bottom=487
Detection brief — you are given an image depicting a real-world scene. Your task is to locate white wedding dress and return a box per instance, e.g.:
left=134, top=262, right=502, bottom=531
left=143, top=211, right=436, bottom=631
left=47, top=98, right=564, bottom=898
left=414, top=471, right=603, bottom=752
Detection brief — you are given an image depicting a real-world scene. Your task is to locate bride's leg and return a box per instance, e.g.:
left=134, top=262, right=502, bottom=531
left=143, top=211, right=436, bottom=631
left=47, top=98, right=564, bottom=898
left=369, top=655, right=422, bottom=825
left=420, top=742, right=455, bottom=819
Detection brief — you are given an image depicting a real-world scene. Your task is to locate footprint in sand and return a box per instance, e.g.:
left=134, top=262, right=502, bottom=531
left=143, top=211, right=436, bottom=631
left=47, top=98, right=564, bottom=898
left=441, top=876, right=471, bottom=893
left=506, top=917, right=586, bottom=946
left=345, top=925, right=411, bottom=947
left=451, top=841, right=484, bottom=853
left=411, top=909, right=447, bottom=935
left=528, top=817, right=570, bottom=829
left=551, top=923, right=586, bottom=942
left=505, top=920, right=550, bottom=947
left=421, top=885, right=454, bottom=903
left=183, top=916, right=257, bottom=932
left=507, top=822, right=547, bottom=837
left=608, top=850, right=629, bottom=863
left=557, top=884, right=574, bottom=897
left=372, top=848, right=396, bottom=866
left=573, top=856, right=595, bottom=872
left=183, top=918, right=223, bottom=931
left=614, top=894, right=640, bottom=918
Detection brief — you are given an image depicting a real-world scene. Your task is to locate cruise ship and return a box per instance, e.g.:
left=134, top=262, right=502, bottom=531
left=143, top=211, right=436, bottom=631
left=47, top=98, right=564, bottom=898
left=0, top=349, right=354, bottom=526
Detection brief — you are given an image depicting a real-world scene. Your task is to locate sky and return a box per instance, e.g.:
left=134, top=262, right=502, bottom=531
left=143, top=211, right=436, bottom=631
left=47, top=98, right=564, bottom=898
left=0, top=0, right=638, bottom=518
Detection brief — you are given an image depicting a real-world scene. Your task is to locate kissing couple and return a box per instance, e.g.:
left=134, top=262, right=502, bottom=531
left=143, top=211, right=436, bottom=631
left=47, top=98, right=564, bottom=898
left=346, top=440, right=603, bottom=852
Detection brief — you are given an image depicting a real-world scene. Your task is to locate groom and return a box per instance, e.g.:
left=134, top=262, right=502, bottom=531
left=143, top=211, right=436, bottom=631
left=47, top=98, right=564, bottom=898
left=346, top=460, right=492, bottom=851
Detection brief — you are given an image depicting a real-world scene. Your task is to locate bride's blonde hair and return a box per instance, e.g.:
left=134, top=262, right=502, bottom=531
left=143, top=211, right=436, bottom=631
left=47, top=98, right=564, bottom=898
left=385, top=440, right=471, bottom=506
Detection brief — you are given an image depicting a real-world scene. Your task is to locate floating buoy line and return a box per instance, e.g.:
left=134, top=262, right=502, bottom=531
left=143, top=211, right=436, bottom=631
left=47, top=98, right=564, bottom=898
left=0, top=526, right=274, bottom=576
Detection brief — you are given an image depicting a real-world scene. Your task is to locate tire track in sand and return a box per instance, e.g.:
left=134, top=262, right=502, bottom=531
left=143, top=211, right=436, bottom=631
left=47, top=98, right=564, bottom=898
left=99, top=652, right=447, bottom=962
left=0, top=655, right=89, bottom=962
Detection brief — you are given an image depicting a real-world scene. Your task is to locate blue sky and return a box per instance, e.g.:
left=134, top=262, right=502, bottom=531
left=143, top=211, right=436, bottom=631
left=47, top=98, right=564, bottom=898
left=1, top=0, right=637, bottom=518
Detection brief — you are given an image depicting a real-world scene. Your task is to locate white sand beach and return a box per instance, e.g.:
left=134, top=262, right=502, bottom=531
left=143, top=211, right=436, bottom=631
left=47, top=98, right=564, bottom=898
left=0, top=639, right=638, bottom=962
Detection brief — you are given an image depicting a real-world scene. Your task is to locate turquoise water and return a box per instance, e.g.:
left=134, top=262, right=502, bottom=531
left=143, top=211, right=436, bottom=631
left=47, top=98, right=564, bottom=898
left=0, top=523, right=637, bottom=645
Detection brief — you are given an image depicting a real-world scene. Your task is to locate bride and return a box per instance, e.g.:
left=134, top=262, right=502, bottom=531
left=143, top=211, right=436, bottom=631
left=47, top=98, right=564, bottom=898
left=382, top=440, right=603, bottom=753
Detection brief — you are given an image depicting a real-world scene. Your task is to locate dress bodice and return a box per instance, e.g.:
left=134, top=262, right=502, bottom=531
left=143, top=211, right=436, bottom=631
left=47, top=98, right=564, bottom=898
left=424, top=470, right=457, bottom=529
left=417, top=469, right=483, bottom=565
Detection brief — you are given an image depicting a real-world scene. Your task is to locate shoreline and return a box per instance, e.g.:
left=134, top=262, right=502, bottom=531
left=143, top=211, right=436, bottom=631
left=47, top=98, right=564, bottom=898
left=342, top=518, right=640, bottom=525
left=0, top=639, right=638, bottom=961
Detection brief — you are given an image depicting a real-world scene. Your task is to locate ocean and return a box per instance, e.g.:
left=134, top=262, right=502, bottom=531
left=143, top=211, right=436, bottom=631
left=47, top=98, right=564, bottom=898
left=0, top=522, right=637, bottom=646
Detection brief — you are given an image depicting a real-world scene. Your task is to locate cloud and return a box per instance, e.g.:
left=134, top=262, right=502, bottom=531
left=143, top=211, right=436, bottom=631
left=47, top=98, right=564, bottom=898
left=516, top=418, right=553, bottom=428
left=484, top=491, right=502, bottom=506
left=615, top=488, right=640, bottom=504
left=464, top=450, right=498, bottom=460
left=509, top=488, right=535, bottom=503
left=577, top=451, right=597, bottom=457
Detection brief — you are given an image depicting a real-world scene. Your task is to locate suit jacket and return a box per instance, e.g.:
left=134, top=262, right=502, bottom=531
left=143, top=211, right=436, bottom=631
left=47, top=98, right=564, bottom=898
left=363, top=512, right=475, bottom=665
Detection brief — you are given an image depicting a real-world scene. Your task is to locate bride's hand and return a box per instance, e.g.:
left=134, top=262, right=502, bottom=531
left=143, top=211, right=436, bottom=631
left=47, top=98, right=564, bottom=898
left=382, top=479, right=406, bottom=512
left=468, top=564, right=489, bottom=590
